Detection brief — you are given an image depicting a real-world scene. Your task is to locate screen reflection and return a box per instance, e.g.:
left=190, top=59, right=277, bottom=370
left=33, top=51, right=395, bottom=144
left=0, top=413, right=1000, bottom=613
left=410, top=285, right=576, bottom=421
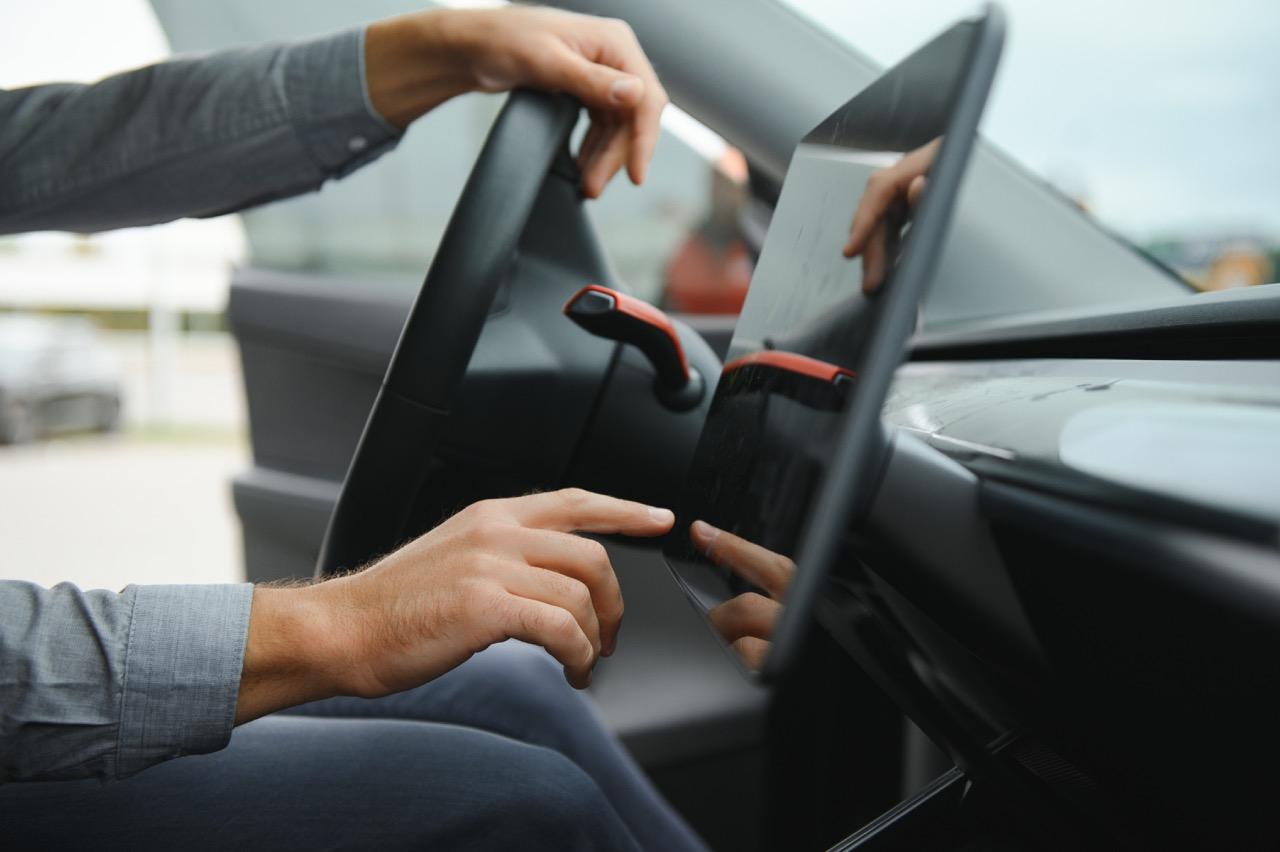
left=663, top=18, right=975, bottom=673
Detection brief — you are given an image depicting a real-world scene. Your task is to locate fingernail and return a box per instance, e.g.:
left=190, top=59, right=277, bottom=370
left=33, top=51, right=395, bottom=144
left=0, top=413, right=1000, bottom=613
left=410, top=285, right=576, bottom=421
left=649, top=506, right=675, bottom=525
left=691, top=520, right=720, bottom=550
left=609, top=78, right=641, bottom=104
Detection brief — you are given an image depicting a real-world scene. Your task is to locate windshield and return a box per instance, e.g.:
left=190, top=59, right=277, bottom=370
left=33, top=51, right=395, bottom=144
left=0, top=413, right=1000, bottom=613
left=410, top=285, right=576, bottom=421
left=780, top=0, right=1280, bottom=297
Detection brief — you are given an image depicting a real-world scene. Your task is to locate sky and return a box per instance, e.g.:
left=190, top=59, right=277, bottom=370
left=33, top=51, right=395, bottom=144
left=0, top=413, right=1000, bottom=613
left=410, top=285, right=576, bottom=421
left=2, top=0, right=1277, bottom=245
left=783, top=0, right=1280, bottom=242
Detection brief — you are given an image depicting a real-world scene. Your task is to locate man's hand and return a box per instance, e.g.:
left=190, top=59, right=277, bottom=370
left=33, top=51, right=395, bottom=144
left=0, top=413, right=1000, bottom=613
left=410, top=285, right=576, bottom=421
left=690, top=520, right=795, bottom=672
left=843, top=138, right=939, bottom=294
left=365, top=6, right=668, bottom=198
left=235, top=489, right=674, bottom=723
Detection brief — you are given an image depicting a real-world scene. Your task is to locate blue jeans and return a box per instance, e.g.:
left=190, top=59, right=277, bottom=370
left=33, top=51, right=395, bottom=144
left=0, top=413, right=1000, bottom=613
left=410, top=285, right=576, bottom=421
left=1, top=642, right=706, bottom=851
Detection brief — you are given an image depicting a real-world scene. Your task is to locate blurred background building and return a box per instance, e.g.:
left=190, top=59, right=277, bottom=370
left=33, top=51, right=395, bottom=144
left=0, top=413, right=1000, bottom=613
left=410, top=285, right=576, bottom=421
left=1148, top=235, right=1278, bottom=291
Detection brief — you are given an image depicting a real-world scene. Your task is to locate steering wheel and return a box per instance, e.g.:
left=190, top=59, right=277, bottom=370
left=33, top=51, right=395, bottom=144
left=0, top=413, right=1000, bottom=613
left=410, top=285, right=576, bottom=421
left=315, top=90, right=580, bottom=578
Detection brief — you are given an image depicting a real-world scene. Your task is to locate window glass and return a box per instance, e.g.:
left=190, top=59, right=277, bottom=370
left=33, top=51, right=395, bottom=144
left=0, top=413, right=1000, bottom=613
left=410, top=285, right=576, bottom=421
left=147, top=0, right=729, bottom=309
left=780, top=0, right=1280, bottom=293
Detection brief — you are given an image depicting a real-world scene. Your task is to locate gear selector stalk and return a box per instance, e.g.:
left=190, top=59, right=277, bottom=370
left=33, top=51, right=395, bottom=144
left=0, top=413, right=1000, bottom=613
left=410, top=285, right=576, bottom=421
left=564, top=285, right=704, bottom=410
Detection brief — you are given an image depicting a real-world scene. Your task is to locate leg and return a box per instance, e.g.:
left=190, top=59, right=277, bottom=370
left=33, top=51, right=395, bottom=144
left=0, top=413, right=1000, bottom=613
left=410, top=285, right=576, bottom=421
left=284, top=640, right=708, bottom=851
left=1, top=715, right=640, bottom=852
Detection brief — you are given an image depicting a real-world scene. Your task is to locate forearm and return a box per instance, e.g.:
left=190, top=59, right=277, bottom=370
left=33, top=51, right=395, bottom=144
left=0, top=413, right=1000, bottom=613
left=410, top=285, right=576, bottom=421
left=0, top=28, right=403, bottom=235
left=0, top=5, right=667, bottom=237
left=364, top=11, right=478, bottom=128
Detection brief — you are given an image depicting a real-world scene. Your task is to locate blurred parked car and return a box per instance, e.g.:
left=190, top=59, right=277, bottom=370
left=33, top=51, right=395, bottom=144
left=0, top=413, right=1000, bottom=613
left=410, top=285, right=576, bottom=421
left=0, top=315, right=123, bottom=444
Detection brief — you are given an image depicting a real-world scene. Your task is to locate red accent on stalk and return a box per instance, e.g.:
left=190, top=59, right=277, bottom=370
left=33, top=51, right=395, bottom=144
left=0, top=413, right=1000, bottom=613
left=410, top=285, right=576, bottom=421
left=723, top=350, right=855, bottom=384
left=564, top=284, right=690, bottom=382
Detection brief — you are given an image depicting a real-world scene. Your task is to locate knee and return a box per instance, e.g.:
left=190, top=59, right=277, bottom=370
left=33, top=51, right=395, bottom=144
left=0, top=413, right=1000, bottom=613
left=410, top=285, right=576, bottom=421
left=484, top=639, right=565, bottom=685
left=471, top=640, right=589, bottom=715
left=497, top=745, right=635, bottom=852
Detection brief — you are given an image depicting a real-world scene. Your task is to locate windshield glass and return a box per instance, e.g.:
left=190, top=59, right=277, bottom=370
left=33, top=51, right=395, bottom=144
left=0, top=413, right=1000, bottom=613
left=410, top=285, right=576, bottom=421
left=779, top=0, right=1280, bottom=298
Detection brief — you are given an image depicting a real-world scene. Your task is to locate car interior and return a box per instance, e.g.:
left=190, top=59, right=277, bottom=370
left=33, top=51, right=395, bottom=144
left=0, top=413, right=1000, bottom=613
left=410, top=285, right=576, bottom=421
left=164, top=0, right=1280, bottom=848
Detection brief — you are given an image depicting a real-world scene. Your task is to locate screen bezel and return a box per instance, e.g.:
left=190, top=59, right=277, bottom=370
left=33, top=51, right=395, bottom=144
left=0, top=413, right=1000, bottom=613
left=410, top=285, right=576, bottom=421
left=662, top=5, right=1007, bottom=683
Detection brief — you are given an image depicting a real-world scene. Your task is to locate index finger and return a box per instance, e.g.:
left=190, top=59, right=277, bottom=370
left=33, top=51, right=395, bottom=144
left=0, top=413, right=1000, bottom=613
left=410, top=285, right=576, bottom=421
left=628, top=75, right=668, bottom=185
left=690, top=520, right=794, bottom=600
left=517, top=528, right=626, bottom=656
left=507, top=488, right=675, bottom=535
left=844, top=138, right=942, bottom=259
left=594, top=21, right=667, bottom=184
left=844, top=167, right=907, bottom=260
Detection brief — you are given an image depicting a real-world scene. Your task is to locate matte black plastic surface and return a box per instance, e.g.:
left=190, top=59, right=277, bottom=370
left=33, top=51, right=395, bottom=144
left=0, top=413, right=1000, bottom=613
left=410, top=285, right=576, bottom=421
left=979, top=481, right=1280, bottom=846
left=316, top=90, right=578, bottom=576
left=566, top=325, right=719, bottom=511
left=912, top=281, right=1280, bottom=361
left=384, top=91, right=580, bottom=409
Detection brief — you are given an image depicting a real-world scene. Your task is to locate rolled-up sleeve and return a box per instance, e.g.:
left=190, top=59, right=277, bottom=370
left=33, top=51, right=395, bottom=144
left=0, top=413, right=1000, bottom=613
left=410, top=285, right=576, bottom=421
left=0, top=27, right=402, bottom=235
left=0, top=580, right=254, bottom=782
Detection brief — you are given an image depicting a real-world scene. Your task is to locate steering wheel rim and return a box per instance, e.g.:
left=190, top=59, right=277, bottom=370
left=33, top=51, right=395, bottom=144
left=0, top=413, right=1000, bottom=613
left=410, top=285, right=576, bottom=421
left=316, top=90, right=580, bottom=578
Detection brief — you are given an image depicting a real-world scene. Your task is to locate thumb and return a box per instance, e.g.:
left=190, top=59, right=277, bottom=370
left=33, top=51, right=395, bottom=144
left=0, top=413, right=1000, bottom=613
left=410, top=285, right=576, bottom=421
left=547, top=48, right=644, bottom=110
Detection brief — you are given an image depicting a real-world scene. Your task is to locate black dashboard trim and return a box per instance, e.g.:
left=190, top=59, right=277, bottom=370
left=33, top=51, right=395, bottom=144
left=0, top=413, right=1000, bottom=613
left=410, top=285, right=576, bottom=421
left=911, top=283, right=1280, bottom=361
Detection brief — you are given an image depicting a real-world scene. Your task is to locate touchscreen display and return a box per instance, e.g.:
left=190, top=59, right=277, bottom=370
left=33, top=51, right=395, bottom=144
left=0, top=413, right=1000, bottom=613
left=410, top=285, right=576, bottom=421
left=662, top=17, right=989, bottom=675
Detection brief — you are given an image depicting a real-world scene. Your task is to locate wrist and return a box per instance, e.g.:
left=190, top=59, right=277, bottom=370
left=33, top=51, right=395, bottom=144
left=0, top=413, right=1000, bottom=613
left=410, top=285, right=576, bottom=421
left=234, top=585, right=346, bottom=723
left=364, top=9, right=478, bottom=128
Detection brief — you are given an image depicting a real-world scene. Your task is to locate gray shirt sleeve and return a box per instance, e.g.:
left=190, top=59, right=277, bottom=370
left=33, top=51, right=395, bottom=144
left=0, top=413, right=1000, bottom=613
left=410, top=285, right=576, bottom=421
left=0, top=28, right=401, bottom=782
left=0, top=26, right=402, bottom=235
left=0, top=26, right=404, bottom=782
left=0, top=581, right=255, bottom=782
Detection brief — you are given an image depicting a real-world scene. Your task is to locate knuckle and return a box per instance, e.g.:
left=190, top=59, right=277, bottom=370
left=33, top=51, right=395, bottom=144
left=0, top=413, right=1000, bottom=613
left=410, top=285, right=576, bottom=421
left=532, top=608, right=578, bottom=648
left=511, top=600, right=540, bottom=637
left=468, top=518, right=508, bottom=544
left=514, top=44, right=546, bottom=76
left=568, top=578, right=593, bottom=611
left=560, top=487, right=591, bottom=506
left=581, top=537, right=610, bottom=567
left=544, top=571, right=572, bottom=601
left=464, top=585, right=509, bottom=638
left=550, top=608, right=580, bottom=640
left=462, top=499, right=500, bottom=521
left=472, top=579, right=507, bottom=609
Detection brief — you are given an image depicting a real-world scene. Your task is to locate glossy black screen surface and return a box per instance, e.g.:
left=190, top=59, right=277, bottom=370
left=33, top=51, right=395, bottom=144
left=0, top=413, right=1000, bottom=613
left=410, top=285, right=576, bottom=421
left=662, top=14, right=998, bottom=678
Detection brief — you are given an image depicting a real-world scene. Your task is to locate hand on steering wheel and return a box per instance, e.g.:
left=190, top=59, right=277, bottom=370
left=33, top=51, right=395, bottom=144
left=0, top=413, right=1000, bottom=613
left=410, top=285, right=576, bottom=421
left=366, top=6, right=668, bottom=199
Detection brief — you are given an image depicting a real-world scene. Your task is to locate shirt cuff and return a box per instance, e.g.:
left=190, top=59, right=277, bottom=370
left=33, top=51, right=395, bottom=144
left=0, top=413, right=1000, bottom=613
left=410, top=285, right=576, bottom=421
left=279, top=26, right=404, bottom=179
left=114, top=584, right=254, bottom=778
